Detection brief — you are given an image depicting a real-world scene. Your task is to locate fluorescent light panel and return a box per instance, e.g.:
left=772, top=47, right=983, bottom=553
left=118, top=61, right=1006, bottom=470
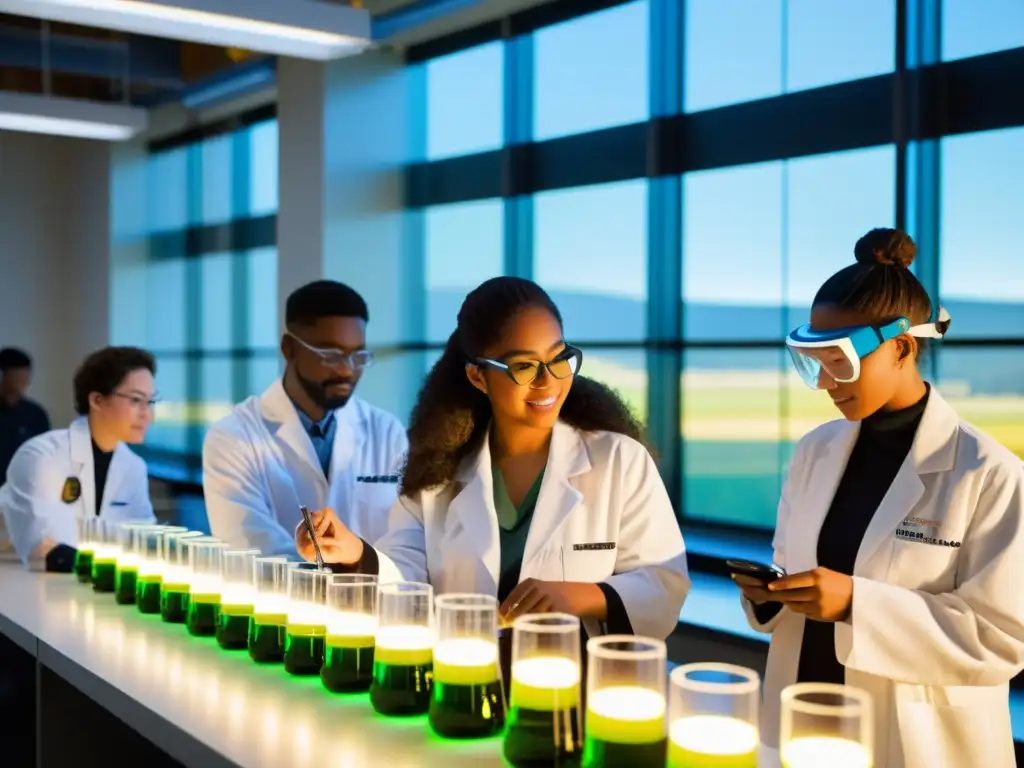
left=0, top=91, right=148, bottom=141
left=0, top=0, right=372, bottom=61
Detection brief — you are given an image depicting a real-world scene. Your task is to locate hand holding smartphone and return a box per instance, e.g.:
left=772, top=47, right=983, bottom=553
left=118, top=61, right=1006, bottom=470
left=725, top=558, right=786, bottom=584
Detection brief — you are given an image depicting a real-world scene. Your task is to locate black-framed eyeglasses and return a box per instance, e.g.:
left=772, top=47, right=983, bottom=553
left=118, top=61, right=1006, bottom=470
left=474, top=345, right=583, bottom=386
left=113, top=392, right=160, bottom=410
left=288, top=332, right=374, bottom=370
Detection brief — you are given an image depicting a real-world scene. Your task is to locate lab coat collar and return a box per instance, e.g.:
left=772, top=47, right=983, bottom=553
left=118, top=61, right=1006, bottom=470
left=802, top=388, right=962, bottom=572
left=67, top=416, right=134, bottom=517
left=259, top=379, right=366, bottom=489
left=449, top=420, right=592, bottom=580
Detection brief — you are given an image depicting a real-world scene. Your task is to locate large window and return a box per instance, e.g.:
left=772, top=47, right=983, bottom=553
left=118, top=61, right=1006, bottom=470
left=684, top=0, right=895, bottom=113
left=111, top=116, right=279, bottom=462
left=941, top=0, right=1024, bottom=61
left=424, top=43, right=504, bottom=160
left=938, top=127, right=1024, bottom=461
left=681, top=146, right=896, bottom=528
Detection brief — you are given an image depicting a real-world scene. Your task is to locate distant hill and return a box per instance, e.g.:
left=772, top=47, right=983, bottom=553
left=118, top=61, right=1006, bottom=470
left=428, top=289, right=1023, bottom=394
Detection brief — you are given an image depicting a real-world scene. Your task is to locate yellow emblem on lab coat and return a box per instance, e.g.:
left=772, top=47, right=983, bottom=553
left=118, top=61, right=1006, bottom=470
left=61, top=477, right=81, bottom=504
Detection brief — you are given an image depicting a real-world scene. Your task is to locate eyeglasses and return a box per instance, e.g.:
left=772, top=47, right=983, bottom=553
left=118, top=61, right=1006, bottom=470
left=288, top=333, right=374, bottom=371
left=114, top=392, right=159, bottom=410
left=474, top=345, right=583, bottom=386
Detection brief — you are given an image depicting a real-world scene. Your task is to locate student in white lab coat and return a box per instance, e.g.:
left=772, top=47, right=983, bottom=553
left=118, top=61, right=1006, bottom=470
left=203, top=280, right=407, bottom=557
left=733, top=228, right=1024, bottom=768
left=297, top=276, right=689, bottom=641
left=0, top=347, right=157, bottom=571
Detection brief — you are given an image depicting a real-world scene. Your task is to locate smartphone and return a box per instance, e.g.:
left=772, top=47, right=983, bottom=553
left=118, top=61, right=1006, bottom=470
left=725, top=559, right=786, bottom=584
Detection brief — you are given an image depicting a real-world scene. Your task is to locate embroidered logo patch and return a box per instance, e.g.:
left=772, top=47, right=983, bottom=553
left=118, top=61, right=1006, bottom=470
left=61, top=477, right=81, bottom=504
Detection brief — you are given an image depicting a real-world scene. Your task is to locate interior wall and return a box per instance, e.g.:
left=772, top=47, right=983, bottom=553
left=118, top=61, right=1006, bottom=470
left=0, top=131, right=111, bottom=428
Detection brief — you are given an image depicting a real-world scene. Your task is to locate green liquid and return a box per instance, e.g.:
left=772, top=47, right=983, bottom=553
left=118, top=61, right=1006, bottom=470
left=248, top=619, right=286, bottom=663
left=503, top=706, right=583, bottom=767
left=91, top=559, right=117, bottom=593
left=321, top=643, right=375, bottom=693
left=114, top=566, right=138, bottom=605
left=428, top=679, right=505, bottom=738
left=370, top=661, right=434, bottom=716
left=160, top=587, right=190, bottom=623
left=74, top=550, right=93, bottom=583
left=217, top=604, right=253, bottom=650
left=186, top=596, right=221, bottom=637
left=582, top=738, right=667, bottom=767
left=284, top=628, right=326, bottom=676
left=136, top=575, right=162, bottom=613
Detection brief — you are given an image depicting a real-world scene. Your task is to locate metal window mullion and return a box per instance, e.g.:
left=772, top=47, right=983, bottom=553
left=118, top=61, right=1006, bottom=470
left=648, top=0, right=684, bottom=507
left=503, top=28, right=534, bottom=280
left=184, top=144, right=204, bottom=457
left=231, top=127, right=253, bottom=403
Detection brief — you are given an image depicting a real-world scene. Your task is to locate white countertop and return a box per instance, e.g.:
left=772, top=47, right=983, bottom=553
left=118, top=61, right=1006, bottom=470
left=0, top=565, right=505, bottom=768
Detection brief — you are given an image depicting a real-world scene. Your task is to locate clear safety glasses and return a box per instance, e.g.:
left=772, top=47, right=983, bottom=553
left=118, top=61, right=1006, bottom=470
left=288, top=333, right=374, bottom=371
left=786, top=308, right=950, bottom=390
left=475, top=345, right=583, bottom=386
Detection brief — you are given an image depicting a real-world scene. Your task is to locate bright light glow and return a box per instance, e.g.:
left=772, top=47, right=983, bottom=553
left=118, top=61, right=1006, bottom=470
left=376, top=625, right=433, bottom=651
left=512, top=657, right=580, bottom=689
left=137, top=558, right=163, bottom=578
left=781, top=736, right=872, bottom=768
left=0, top=91, right=147, bottom=141
left=433, top=638, right=497, bottom=667
left=589, top=686, right=666, bottom=721
left=190, top=574, right=223, bottom=595
left=0, top=0, right=371, bottom=61
left=288, top=600, right=328, bottom=627
left=669, top=715, right=759, bottom=756
left=326, top=610, right=377, bottom=638
left=253, top=593, right=289, bottom=615
left=221, top=584, right=257, bottom=607
left=92, top=545, right=121, bottom=562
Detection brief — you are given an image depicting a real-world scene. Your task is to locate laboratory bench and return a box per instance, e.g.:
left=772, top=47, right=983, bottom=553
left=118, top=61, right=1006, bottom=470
left=0, top=564, right=504, bottom=768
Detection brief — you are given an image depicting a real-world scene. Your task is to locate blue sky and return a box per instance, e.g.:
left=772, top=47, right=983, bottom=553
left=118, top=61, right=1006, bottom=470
left=422, top=0, right=1024, bottom=323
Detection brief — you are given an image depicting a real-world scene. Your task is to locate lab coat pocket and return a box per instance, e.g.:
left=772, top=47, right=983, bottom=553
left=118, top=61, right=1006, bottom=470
left=353, top=482, right=400, bottom=543
left=562, top=546, right=617, bottom=582
left=897, top=700, right=1011, bottom=768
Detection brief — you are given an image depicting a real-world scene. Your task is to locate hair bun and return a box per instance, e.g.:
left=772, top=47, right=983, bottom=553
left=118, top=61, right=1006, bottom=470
left=853, top=228, right=916, bottom=269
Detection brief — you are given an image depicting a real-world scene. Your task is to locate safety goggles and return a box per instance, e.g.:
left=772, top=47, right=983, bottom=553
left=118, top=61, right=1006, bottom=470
left=288, top=333, right=374, bottom=370
left=474, top=344, right=583, bottom=386
left=786, top=307, right=950, bottom=389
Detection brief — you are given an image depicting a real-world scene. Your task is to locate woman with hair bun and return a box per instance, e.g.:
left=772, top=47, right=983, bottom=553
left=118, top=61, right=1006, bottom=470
left=299, top=276, right=689, bottom=642
left=734, top=228, right=1024, bottom=768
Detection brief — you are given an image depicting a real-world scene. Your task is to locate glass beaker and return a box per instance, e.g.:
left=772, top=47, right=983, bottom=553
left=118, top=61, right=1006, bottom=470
left=248, top=556, right=290, bottom=663
left=780, top=683, right=873, bottom=768
left=503, top=613, right=583, bottom=766
left=90, top=519, right=123, bottom=593
left=136, top=526, right=188, bottom=613
left=216, top=549, right=260, bottom=650
left=186, top=540, right=229, bottom=636
left=321, top=574, right=378, bottom=693
left=159, top=532, right=206, bottom=623
left=74, top=517, right=97, bottom=583
left=283, top=566, right=331, bottom=675
left=370, top=581, right=434, bottom=716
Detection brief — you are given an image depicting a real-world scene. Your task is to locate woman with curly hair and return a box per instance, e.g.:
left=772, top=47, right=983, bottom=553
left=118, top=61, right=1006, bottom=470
left=299, top=276, right=689, bottom=640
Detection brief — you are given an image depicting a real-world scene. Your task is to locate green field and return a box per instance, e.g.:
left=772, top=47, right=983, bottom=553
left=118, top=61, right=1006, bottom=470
left=148, top=358, right=1024, bottom=530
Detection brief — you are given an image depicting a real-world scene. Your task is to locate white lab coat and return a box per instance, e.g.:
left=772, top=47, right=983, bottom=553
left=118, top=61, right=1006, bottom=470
left=745, top=389, right=1024, bottom=768
left=203, top=379, right=408, bottom=557
left=371, top=420, right=690, bottom=640
left=0, top=417, right=155, bottom=568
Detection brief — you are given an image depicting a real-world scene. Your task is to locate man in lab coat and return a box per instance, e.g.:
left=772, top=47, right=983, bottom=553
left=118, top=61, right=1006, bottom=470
left=202, top=280, right=408, bottom=557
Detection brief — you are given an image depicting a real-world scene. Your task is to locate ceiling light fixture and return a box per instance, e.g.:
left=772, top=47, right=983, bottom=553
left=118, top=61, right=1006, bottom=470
left=0, top=90, right=149, bottom=140
left=0, top=0, right=372, bottom=61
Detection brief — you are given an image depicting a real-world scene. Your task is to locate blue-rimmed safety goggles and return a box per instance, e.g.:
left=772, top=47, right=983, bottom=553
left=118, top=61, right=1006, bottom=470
left=786, top=308, right=950, bottom=389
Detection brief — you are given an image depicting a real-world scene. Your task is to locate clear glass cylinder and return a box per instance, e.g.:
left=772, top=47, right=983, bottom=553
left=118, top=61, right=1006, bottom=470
left=115, top=525, right=162, bottom=605
left=583, top=635, right=667, bottom=766
left=216, top=549, right=260, bottom=650
left=667, top=663, right=760, bottom=768
left=185, top=540, right=227, bottom=636
left=136, top=526, right=186, bottom=613
left=429, top=593, right=504, bottom=738
left=780, top=683, right=873, bottom=768
left=321, top=574, right=378, bottom=693
left=503, top=613, right=583, bottom=767
left=284, top=567, right=331, bottom=676
left=158, top=531, right=206, bottom=623
left=370, top=581, right=434, bottom=716
left=248, top=556, right=290, bottom=664
left=74, top=517, right=97, bottom=583
left=90, top=519, right=124, bottom=593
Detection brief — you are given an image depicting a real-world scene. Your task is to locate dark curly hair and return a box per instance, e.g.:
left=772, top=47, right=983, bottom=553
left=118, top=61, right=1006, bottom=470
left=400, top=277, right=646, bottom=496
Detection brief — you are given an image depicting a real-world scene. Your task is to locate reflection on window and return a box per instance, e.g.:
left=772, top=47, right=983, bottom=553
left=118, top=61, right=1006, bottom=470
left=200, top=134, right=233, bottom=225
left=685, top=0, right=894, bottom=113
left=200, top=358, right=235, bottom=437
left=534, top=181, right=648, bottom=341
left=533, top=1, right=649, bottom=140
left=940, top=128, right=1024, bottom=338
left=938, top=348, right=1024, bottom=460
left=426, top=43, right=504, bottom=160
left=425, top=200, right=504, bottom=342
left=584, top=349, right=648, bottom=426
left=683, top=146, right=896, bottom=340
left=247, top=247, right=279, bottom=348
left=147, top=147, right=187, bottom=233
left=247, top=356, right=282, bottom=396
left=249, top=120, right=279, bottom=216
left=146, top=258, right=188, bottom=351
left=201, top=253, right=233, bottom=351
left=150, top=356, right=190, bottom=452
left=942, top=0, right=1024, bottom=61
left=681, top=349, right=786, bottom=529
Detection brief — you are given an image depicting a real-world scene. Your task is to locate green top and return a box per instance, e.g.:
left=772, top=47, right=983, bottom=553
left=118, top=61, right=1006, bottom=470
left=492, top=462, right=546, bottom=581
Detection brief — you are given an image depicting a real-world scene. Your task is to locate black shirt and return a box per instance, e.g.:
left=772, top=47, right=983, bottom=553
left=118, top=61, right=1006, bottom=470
left=0, top=398, right=50, bottom=485
left=92, top=440, right=114, bottom=514
left=795, top=386, right=930, bottom=685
